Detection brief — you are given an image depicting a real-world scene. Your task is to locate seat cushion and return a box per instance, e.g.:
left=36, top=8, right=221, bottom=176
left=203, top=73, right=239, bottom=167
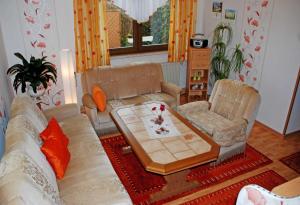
left=57, top=114, right=131, bottom=205
left=142, top=93, right=177, bottom=109
left=186, top=110, right=247, bottom=147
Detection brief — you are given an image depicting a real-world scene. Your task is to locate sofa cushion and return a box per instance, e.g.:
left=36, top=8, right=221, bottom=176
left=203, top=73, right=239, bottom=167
left=10, top=95, right=48, bottom=132
left=5, top=115, right=42, bottom=147
left=185, top=110, right=247, bottom=146
left=41, top=138, right=71, bottom=180
left=142, top=93, right=177, bottom=109
left=0, top=150, right=62, bottom=205
left=81, top=63, right=164, bottom=100
left=4, top=118, right=60, bottom=198
left=57, top=114, right=131, bottom=204
left=209, top=79, right=259, bottom=122
left=40, top=118, right=69, bottom=147
left=92, top=85, right=107, bottom=112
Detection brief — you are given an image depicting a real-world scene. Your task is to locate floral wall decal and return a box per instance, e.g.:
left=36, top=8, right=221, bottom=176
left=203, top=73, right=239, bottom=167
left=238, top=0, right=274, bottom=89
left=18, top=0, right=64, bottom=110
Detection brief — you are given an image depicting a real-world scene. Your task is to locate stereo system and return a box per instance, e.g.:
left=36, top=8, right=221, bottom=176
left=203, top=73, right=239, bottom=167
left=190, top=33, right=208, bottom=48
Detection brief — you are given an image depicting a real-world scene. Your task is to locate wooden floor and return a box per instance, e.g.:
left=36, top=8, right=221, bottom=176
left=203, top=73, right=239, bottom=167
left=165, top=123, right=300, bottom=205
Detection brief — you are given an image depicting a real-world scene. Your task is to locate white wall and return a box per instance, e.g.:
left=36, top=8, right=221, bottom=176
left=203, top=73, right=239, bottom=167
left=202, top=0, right=245, bottom=48
left=286, top=75, right=300, bottom=134
left=0, top=0, right=77, bottom=109
left=256, top=0, right=300, bottom=133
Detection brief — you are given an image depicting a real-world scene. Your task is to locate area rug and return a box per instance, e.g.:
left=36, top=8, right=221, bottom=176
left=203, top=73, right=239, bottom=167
left=181, top=170, right=287, bottom=205
left=100, top=134, right=272, bottom=205
left=280, top=151, right=300, bottom=173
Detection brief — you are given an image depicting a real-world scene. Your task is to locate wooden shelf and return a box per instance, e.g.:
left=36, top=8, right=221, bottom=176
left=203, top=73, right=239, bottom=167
left=187, top=47, right=211, bottom=102
left=190, top=80, right=208, bottom=84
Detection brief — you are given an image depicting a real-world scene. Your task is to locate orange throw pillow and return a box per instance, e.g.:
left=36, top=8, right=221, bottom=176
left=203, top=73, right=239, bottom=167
left=41, top=138, right=71, bottom=179
left=40, top=118, right=69, bottom=147
left=92, top=85, right=107, bottom=112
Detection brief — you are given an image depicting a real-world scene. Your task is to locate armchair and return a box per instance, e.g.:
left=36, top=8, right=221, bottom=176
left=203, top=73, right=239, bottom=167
left=178, top=79, right=261, bottom=163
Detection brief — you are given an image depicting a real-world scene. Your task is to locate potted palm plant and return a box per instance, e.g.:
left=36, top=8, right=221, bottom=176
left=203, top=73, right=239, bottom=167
left=210, top=22, right=244, bottom=86
left=7, top=53, right=57, bottom=97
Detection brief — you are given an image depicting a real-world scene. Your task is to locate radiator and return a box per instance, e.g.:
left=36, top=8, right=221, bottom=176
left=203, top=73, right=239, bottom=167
left=161, top=62, right=187, bottom=88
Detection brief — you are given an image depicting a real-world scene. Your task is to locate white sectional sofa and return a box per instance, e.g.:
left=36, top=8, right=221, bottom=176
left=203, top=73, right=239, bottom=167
left=0, top=95, right=132, bottom=205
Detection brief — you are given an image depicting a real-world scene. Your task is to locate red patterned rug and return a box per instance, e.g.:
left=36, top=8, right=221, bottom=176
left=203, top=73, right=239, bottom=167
left=100, top=135, right=272, bottom=205
left=181, top=170, right=286, bottom=205
left=280, top=151, right=300, bottom=174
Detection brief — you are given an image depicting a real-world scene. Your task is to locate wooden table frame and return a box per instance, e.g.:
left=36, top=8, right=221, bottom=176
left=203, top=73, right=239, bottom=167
left=110, top=102, right=220, bottom=175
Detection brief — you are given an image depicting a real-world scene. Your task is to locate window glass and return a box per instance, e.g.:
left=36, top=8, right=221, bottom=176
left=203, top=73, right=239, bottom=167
left=106, top=3, right=134, bottom=49
left=141, top=3, right=170, bottom=46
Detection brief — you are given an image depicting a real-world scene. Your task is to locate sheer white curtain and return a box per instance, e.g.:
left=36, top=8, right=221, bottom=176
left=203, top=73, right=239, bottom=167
left=111, top=0, right=168, bottom=23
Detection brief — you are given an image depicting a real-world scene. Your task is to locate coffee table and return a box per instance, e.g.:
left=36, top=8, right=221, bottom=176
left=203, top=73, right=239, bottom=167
left=110, top=101, right=220, bottom=201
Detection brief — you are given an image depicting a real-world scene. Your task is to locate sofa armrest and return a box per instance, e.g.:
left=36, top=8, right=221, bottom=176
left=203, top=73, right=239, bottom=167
left=178, top=101, right=209, bottom=117
left=272, top=176, right=300, bottom=197
left=82, top=93, right=98, bottom=128
left=212, top=118, right=248, bottom=147
left=161, top=82, right=181, bottom=106
left=43, top=103, right=80, bottom=122
left=82, top=93, right=97, bottom=109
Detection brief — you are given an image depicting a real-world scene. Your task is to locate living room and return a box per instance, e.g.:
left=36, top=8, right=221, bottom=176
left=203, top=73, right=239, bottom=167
left=0, top=0, right=299, bottom=204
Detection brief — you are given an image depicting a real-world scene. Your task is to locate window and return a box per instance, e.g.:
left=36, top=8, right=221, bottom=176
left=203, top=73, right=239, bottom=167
left=106, top=1, right=170, bottom=55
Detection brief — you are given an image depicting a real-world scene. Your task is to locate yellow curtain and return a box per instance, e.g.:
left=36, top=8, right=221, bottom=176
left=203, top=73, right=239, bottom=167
left=168, top=0, right=197, bottom=62
left=74, top=0, right=110, bottom=73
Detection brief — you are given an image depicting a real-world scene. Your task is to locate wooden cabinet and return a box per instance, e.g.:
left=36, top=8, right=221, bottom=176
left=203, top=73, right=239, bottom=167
left=187, top=47, right=211, bottom=102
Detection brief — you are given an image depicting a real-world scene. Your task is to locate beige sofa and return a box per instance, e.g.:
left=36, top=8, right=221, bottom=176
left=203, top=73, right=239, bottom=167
left=81, top=63, right=181, bottom=135
left=178, top=79, right=261, bottom=163
left=0, top=95, right=132, bottom=205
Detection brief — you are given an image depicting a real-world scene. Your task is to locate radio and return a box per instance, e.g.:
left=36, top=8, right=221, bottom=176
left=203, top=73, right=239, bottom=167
left=190, top=33, right=208, bottom=48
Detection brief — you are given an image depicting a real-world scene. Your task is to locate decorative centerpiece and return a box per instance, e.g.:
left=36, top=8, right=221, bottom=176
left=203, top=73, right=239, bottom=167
left=152, top=104, right=166, bottom=125
left=151, top=104, right=170, bottom=135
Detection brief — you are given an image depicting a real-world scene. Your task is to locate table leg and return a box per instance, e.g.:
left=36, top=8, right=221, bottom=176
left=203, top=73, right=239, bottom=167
left=150, top=169, right=199, bottom=202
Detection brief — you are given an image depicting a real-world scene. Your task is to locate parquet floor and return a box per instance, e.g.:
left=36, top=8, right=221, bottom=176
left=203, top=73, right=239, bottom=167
left=165, top=123, right=300, bottom=205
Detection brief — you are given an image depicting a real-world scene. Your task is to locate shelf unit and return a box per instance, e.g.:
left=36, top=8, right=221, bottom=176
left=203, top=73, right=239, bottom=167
left=187, top=47, right=211, bottom=102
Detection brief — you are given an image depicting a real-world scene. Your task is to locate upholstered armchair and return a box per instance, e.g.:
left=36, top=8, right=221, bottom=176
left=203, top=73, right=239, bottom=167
left=178, top=79, right=261, bottom=163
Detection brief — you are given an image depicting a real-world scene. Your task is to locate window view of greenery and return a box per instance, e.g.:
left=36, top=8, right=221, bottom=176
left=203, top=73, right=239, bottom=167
left=106, top=3, right=134, bottom=49
left=106, top=1, right=170, bottom=51
left=141, top=3, right=170, bottom=46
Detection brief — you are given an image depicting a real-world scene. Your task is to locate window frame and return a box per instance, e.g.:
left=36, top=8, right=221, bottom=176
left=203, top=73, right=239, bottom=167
left=109, top=20, right=168, bottom=56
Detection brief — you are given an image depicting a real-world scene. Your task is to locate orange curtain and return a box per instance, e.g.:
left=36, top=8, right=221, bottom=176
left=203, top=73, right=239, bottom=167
left=168, top=0, right=197, bottom=62
left=74, top=0, right=110, bottom=72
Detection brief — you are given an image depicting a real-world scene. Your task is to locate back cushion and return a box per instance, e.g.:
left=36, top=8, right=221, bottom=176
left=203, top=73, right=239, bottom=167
left=82, top=63, right=164, bottom=100
left=10, top=94, right=48, bottom=132
left=5, top=117, right=58, bottom=187
left=5, top=115, right=42, bottom=148
left=210, top=80, right=255, bottom=120
left=0, top=150, right=62, bottom=205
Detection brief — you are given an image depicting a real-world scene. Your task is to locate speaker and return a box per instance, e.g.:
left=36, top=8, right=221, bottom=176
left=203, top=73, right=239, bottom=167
left=190, top=38, right=208, bottom=48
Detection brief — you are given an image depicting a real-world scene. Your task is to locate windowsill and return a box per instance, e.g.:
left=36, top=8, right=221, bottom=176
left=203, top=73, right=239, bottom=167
left=110, top=50, right=168, bottom=60
left=110, top=51, right=168, bottom=66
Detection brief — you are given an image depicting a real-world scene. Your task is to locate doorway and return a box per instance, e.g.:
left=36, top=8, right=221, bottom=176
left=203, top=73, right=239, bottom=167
left=283, top=68, right=300, bottom=136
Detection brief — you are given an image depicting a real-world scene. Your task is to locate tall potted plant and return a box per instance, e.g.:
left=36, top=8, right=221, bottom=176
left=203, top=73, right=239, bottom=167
left=210, top=22, right=244, bottom=85
left=7, top=53, right=57, bottom=97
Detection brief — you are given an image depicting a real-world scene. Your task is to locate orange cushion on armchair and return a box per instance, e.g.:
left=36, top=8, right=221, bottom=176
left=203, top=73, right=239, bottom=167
left=40, top=118, right=69, bottom=147
left=41, top=138, right=71, bottom=179
left=92, top=85, right=107, bottom=112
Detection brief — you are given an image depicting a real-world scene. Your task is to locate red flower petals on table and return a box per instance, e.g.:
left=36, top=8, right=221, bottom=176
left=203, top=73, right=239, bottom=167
left=160, top=104, right=165, bottom=112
